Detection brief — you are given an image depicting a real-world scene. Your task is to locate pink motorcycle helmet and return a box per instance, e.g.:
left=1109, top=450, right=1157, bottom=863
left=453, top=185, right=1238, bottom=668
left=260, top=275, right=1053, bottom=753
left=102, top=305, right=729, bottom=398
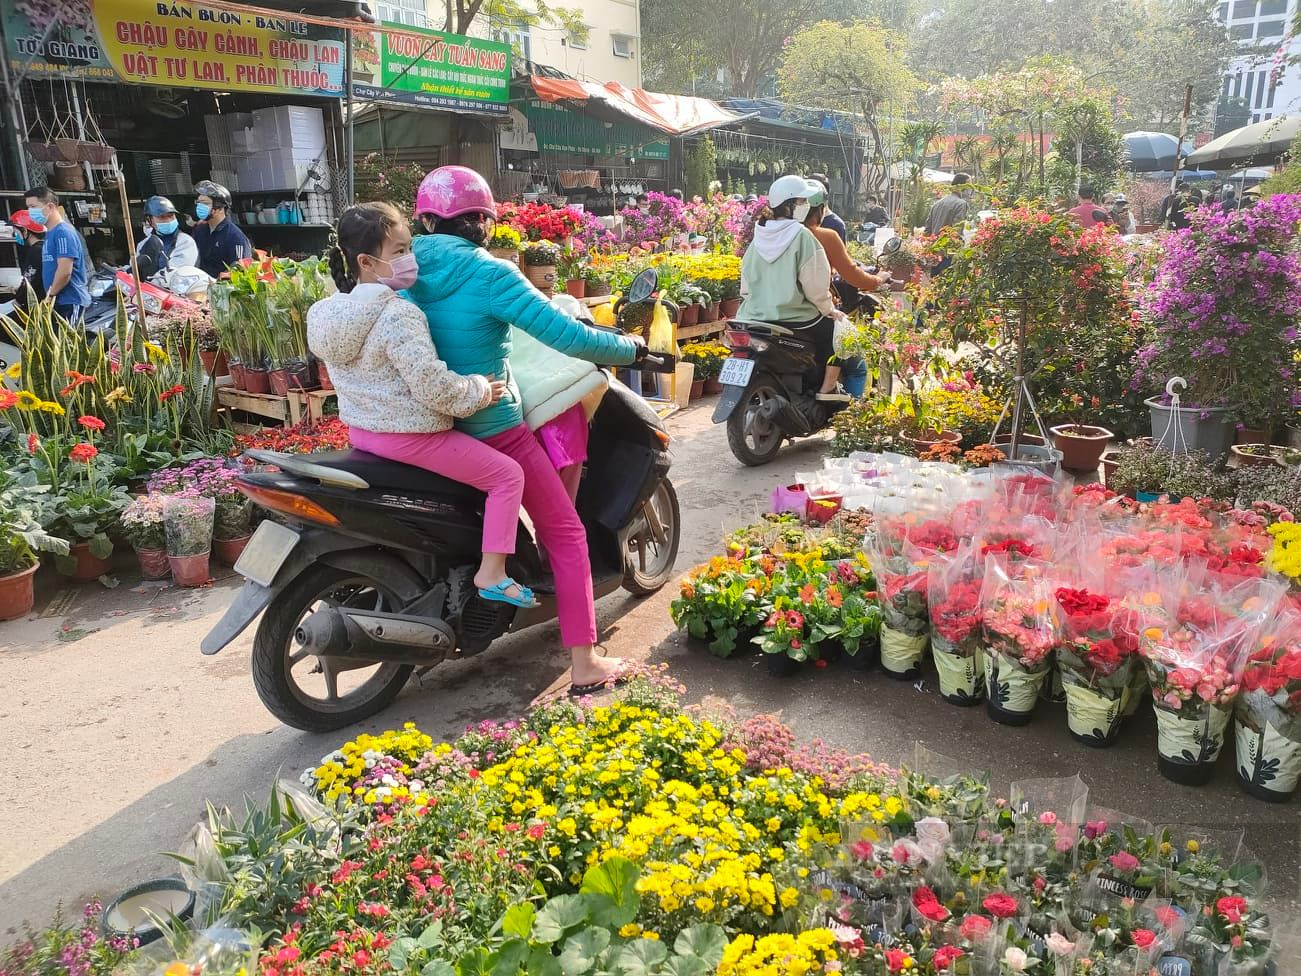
left=414, top=165, right=497, bottom=221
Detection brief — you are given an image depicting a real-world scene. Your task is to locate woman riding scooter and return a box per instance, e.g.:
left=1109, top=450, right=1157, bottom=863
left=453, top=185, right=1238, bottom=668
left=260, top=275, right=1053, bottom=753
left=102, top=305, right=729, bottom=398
left=737, top=175, right=849, bottom=402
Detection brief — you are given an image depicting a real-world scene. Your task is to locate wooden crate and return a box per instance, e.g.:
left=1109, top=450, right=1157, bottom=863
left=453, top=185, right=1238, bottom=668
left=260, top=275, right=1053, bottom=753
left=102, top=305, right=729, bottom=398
left=216, top=387, right=337, bottom=427
left=676, top=318, right=728, bottom=342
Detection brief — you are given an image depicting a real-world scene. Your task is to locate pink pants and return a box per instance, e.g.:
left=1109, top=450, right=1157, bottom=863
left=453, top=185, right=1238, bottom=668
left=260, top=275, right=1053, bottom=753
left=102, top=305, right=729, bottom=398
left=485, top=423, right=596, bottom=647
left=348, top=427, right=524, bottom=555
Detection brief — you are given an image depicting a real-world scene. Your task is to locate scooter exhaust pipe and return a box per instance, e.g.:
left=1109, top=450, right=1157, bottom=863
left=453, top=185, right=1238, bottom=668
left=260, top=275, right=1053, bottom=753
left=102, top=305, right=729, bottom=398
left=294, top=608, right=455, bottom=666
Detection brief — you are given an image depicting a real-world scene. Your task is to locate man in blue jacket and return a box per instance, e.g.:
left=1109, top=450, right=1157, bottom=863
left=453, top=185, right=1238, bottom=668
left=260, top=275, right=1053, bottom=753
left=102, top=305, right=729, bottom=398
left=191, top=179, right=251, bottom=278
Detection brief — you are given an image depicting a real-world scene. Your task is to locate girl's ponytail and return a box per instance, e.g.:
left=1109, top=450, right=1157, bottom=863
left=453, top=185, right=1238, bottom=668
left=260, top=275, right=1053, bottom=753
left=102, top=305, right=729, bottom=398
left=327, top=238, right=355, bottom=293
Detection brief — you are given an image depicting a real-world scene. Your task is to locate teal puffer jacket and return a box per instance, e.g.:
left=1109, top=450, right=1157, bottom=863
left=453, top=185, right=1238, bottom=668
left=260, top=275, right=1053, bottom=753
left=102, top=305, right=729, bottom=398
left=405, top=235, right=639, bottom=439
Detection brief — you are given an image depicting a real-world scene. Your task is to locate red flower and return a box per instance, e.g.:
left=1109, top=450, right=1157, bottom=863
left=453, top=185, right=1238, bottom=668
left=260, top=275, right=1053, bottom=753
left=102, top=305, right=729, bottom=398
left=1217, top=895, right=1247, bottom=924
left=78, top=415, right=106, bottom=432
left=1131, top=928, right=1157, bottom=950
left=958, top=914, right=992, bottom=940
left=133, top=362, right=157, bottom=374
left=526, top=823, right=546, bottom=840
left=159, top=384, right=185, bottom=402
left=26, top=433, right=39, bottom=455
left=59, top=370, right=95, bottom=396
left=0, top=389, right=17, bottom=409
left=912, top=886, right=951, bottom=922
left=849, top=839, right=873, bottom=860
left=982, top=892, right=1019, bottom=918
left=932, top=946, right=964, bottom=970
left=884, top=948, right=910, bottom=973
left=69, top=442, right=98, bottom=464
left=1108, top=851, right=1141, bottom=873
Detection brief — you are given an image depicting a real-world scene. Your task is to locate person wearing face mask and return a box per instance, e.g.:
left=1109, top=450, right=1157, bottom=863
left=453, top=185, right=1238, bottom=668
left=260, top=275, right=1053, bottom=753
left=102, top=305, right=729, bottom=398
left=738, top=174, right=849, bottom=402
left=308, top=201, right=536, bottom=610
left=136, top=196, right=199, bottom=285
left=10, top=209, right=47, bottom=302
left=23, top=186, right=91, bottom=326
left=191, top=179, right=251, bottom=278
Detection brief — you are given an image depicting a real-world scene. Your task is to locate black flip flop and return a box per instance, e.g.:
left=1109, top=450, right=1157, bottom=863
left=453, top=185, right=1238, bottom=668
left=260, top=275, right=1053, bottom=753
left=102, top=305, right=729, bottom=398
left=568, top=671, right=631, bottom=698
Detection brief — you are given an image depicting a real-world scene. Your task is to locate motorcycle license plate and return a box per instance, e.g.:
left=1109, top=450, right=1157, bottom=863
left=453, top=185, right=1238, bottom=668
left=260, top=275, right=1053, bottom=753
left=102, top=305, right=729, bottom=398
left=233, top=521, right=300, bottom=588
left=718, top=357, right=755, bottom=387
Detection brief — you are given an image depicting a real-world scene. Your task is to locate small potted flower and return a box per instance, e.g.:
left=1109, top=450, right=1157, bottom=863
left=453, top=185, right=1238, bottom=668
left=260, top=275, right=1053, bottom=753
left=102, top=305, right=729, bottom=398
left=214, top=482, right=254, bottom=565
left=487, top=224, right=523, bottom=264
left=521, top=241, right=562, bottom=294
left=1229, top=442, right=1280, bottom=468
left=163, top=495, right=214, bottom=587
left=120, top=494, right=170, bottom=580
left=51, top=437, right=130, bottom=582
left=582, top=265, right=612, bottom=299
left=676, top=283, right=710, bottom=328
left=0, top=480, right=67, bottom=620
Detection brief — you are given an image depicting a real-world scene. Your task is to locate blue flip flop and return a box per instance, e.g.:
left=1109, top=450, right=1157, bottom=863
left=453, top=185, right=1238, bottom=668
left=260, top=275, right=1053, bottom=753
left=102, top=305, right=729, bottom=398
left=478, top=577, right=539, bottom=609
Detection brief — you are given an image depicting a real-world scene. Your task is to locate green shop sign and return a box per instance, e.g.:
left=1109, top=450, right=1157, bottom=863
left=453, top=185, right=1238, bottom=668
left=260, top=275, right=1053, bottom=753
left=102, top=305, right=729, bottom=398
left=523, top=101, right=669, bottom=159
left=351, top=23, right=510, bottom=115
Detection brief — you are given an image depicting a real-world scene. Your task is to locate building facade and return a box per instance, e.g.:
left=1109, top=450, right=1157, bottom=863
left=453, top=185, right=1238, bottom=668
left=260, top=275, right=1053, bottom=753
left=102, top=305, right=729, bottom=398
left=1217, top=0, right=1301, bottom=125
left=502, top=0, right=642, bottom=87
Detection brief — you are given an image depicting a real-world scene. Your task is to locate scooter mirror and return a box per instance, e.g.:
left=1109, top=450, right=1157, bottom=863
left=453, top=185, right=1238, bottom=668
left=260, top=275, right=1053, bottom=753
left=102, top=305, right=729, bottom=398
left=627, top=267, right=658, bottom=305
left=880, top=236, right=903, bottom=257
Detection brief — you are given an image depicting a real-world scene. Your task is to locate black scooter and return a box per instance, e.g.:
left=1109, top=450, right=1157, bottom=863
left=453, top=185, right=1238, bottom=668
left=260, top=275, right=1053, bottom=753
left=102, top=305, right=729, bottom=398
left=712, top=240, right=899, bottom=466
left=202, top=272, right=679, bottom=732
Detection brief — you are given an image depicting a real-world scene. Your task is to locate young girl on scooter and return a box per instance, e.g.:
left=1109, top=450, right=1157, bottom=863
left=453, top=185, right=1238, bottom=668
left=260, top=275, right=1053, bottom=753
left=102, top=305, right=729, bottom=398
left=307, top=201, right=538, bottom=609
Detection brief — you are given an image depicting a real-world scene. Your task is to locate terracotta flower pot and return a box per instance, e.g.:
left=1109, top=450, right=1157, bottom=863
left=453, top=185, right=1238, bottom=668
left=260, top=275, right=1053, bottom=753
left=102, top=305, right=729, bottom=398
left=900, top=429, right=962, bottom=455
left=214, top=535, right=252, bottom=566
left=317, top=361, right=334, bottom=391
left=1100, top=449, right=1122, bottom=488
left=67, top=542, right=114, bottom=582
left=679, top=303, right=700, bottom=327
left=1236, top=426, right=1270, bottom=445
left=1230, top=443, right=1277, bottom=468
left=1050, top=423, right=1114, bottom=473
left=228, top=361, right=246, bottom=390
left=244, top=367, right=270, bottom=394
left=703, top=377, right=724, bottom=395
left=134, top=547, right=170, bottom=581
left=0, top=563, right=39, bottom=621
left=564, top=278, right=586, bottom=299
left=707, top=301, right=721, bottom=321
left=268, top=368, right=291, bottom=397
left=198, top=350, right=229, bottom=377
left=169, top=552, right=211, bottom=588
left=690, top=379, right=705, bottom=400
left=720, top=297, right=742, bottom=319
left=524, top=264, right=557, bottom=295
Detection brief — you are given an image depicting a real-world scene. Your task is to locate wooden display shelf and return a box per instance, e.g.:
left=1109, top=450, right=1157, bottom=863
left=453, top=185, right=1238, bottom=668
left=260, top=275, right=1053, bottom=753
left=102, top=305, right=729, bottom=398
left=216, top=387, right=336, bottom=427
left=675, top=318, right=729, bottom=342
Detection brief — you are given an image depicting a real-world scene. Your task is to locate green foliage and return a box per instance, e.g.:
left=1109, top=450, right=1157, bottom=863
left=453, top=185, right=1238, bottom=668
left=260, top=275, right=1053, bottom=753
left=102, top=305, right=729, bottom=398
left=684, top=138, right=716, bottom=201
left=1259, top=135, right=1301, bottom=199
left=0, top=475, right=68, bottom=576
left=1047, top=98, right=1125, bottom=198
left=353, top=153, right=429, bottom=214
left=1108, top=445, right=1235, bottom=500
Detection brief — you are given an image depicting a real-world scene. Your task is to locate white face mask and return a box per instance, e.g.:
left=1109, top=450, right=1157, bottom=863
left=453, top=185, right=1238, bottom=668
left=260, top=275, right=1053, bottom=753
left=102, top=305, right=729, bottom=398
left=792, top=202, right=811, bottom=223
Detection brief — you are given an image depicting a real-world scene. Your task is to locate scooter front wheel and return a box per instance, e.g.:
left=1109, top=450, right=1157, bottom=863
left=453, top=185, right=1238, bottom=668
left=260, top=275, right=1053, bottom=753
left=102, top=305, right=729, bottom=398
left=252, top=564, right=414, bottom=732
left=726, top=380, right=785, bottom=466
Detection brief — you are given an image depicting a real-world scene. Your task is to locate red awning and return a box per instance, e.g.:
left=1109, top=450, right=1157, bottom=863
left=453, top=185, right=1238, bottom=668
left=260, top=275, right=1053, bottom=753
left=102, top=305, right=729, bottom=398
left=528, top=77, right=748, bottom=136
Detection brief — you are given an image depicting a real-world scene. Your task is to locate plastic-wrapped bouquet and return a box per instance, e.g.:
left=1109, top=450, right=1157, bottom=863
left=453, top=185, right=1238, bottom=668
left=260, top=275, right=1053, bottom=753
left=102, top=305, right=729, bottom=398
left=928, top=544, right=986, bottom=704
left=1054, top=575, right=1138, bottom=747
left=1234, top=607, right=1301, bottom=802
left=862, top=526, right=931, bottom=678
left=980, top=557, right=1060, bottom=724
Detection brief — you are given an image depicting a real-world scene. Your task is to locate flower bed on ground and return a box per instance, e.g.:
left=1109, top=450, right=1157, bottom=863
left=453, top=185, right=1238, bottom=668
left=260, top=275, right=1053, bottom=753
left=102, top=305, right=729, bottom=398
left=9, top=677, right=1283, bottom=976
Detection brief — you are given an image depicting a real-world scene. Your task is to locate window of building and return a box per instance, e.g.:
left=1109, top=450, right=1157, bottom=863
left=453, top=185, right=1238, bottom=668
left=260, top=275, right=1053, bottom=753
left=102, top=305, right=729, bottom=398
left=567, top=28, right=587, bottom=50
left=1259, top=0, right=1286, bottom=14
left=1230, top=22, right=1254, bottom=38
left=378, top=0, right=429, bottom=27
left=1257, top=19, right=1285, bottom=37
left=612, top=34, right=634, bottom=58
left=1231, top=0, right=1257, bottom=18
left=493, top=23, right=532, bottom=61
left=1216, top=2, right=1228, bottom=19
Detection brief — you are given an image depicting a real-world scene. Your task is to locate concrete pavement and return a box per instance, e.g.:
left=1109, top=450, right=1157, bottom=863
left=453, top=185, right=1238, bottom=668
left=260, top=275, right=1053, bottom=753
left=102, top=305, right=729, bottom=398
left=1, top=402, right=1296, bottom=936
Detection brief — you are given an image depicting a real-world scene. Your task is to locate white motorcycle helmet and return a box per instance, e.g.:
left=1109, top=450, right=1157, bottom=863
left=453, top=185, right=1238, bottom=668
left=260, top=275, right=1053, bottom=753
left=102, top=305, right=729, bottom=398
left=767, top=174, right=812, bottom=210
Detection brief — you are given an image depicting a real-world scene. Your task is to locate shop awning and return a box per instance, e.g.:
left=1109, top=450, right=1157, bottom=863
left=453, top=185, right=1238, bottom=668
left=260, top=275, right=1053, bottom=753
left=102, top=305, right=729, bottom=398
left=527, top=77, right=749, bottom=136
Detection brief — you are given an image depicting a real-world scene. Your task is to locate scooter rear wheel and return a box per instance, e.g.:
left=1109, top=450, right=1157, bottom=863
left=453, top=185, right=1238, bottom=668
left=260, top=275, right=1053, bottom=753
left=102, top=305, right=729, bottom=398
left=252, top=564, right=414, bottom=732
left=726, top=379, right=785, bottom=466
left=622, top=479, right=681, bottom=595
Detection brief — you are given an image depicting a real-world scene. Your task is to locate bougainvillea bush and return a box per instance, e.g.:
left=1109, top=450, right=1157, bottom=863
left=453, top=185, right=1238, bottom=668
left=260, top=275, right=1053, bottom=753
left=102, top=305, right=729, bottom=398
left=1135, top=193, right=1301, bottom=428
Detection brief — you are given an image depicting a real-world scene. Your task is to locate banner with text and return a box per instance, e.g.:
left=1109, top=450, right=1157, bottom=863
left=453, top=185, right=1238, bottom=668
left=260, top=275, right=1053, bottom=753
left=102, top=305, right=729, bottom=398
left=351, top=23, right=510, bottom=115
left=4, top=0, right=345, bottom=95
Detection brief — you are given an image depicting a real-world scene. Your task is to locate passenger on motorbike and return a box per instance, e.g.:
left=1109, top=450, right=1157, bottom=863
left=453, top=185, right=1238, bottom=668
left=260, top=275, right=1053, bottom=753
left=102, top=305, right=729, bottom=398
left=802, top=180, right=890, bottom=295
left=737, top=174, right=850, bottom=403
left=136, top=196, right=199, bottom=285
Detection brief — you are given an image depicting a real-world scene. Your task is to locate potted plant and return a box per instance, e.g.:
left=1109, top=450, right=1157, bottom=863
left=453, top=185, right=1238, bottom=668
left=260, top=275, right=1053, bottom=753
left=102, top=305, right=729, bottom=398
left=928, top=554, right=986, bottom=705
left=50, top=441, right=129, bottom=582
left=1055, top=586, right=1138, bottom=746
left=717, top=275, right=742, bottom=320
left=1235, top=609, right=1301, bottom=802
left=1230, top=443, right=1279, bottom=468
left=522, top=241, right=561, bottom=294
left=119, top=494, right=170, bottom=580
left=1050, top=395, right=1115, bottom=473
left=681, top=342, right=726, bottom=399
left=1107, top=442, right=1174, bottom=500
left=0, top=480, right=68, bottom=620
left=213, top=482, right=254, bottom=565
left=265, top=258, right=330, bottom=395
left=1135, top=196, right=1301, bottom=460
left=980, top=563, right=1057, bottom=725
left=557, top=249, right=586, bottom=299
left=675, top=283, right=710, bottom=328
left=163, top=495, right=214, bottom=587
left=487, top=224, right=523, bottom=264
left=582, top=265, right=612, bottom=299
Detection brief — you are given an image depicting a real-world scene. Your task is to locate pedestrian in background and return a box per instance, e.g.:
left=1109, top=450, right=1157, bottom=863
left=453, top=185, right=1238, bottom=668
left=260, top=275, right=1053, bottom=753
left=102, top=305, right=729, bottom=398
left=1110, top=194, right=1136, bottom=234
left=192, top=179, right=252, bottom=278
left=924, top=173, right=971, bottom=236
left=23, top=186, right=90, bottom=326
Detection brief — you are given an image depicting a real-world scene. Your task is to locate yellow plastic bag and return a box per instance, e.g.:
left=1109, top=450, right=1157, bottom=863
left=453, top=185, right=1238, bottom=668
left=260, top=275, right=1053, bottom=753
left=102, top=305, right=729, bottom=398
left=647, top=299, right=677, bottom=355
left=592, top=302, right=616, bottom=327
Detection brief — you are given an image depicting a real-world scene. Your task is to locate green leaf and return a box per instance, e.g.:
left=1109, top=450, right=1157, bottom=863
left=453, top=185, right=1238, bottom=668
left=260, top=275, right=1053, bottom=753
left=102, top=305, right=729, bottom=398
left=502, top=903, right=536, bottom=940
left=612, top=940, right=668, bottom=976
left=526, top=947, right=562, bottom=976
left=54, top=552, right=77, bottom=576
left=491, top=940, right=530, bottom=976
left=457, top=948, right=494, bottom=976
left=662, top=957, right=709, bottom=976
left=420, top=919, right=446, bottom=950
left=580, top=857, right=640, bottom=928
left=672, top=926, right=726, bottom=968
left=533, top=895, right=589, bottom=944
left=558, top=927, right=611, bottom=975
left=389, top=938, right=420, bottom=971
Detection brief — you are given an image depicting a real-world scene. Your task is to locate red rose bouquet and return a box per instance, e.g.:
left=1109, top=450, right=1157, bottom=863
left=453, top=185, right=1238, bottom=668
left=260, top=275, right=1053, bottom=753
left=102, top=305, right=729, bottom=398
left=1054, top=583, right=1138, bottom=746
left=928, top=545, right=986, bottom=705
left=1234, top=607, right=1301, bottom=801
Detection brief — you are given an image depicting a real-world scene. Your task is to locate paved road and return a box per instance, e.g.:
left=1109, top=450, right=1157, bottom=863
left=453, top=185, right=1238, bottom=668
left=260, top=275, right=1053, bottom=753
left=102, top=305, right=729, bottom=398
left=1, top=404, right=1296, bottom=936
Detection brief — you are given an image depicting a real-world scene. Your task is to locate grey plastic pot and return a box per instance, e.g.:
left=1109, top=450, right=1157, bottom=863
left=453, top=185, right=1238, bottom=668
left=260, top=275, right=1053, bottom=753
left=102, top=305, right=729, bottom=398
left=101, top=878, right=195, bottom=946
left=1145, top=397, right=1234, bottom=462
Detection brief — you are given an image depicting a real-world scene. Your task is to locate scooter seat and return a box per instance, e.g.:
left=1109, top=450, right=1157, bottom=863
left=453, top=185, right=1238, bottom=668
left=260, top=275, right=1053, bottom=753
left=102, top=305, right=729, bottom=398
left=307, top=450, right=486, bottom=501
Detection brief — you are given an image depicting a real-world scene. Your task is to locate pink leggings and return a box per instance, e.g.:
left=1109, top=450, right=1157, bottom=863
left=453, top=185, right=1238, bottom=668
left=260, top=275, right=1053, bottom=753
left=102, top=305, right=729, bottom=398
left=348, top=427, right=524, bottom=555
left=485, top=423, right=596, bottom=647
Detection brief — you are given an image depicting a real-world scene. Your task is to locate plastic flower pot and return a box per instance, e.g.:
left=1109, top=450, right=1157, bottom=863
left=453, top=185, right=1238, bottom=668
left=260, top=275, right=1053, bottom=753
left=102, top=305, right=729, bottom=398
left=1235, top=426, right=1270, bottom=445
left=1234, top=714, right=1300, bottom=803
left=992, top=432, right=1046, bottom=449
left=102, top=878, right=195, bottom=948
left=214, top=535, right=252, bottom=566
left=169, top=551, right=211, bottom=587
left=703, top=377, right=724, bottom=395
left=1100, top=449, right=1122, bottom=488
left=771, top=483, right=809, bottom=516
left=845, top=636, right=880, bottom=671
left=0, top=563, right=39, bottom=621
left=1062, top=681, right=1129, bottom=747
left=66, top=541, right=114, bottom=582
left=689, top=379, right=705, bottom=401
left=268, top=367, right=291, bottom=397
left=707, top=301, right=721, bottom=321
left=564, top=278, right=586, bottom=299
left=880, top=625, right=926, bottom=680
left=931, top=637, right=984, bottom=705
left=243, top=367, right=270, bottom=394
left=679, top=303, right=700, bottom=327
left=284, top=359, right=318, bottom=392
left=1153, top=704, right=1230, bottom=786
left=133, top=547, right=170, bottom=581
left=227, top=361, right=246, bottom=390
left=198, top=349, right=228, bottom=377
left=720, top=297, right=742, bottom=319
left=984, top=652, right=1049, bottom=725
left=1050, top=424, right=1114, bottom=473
left=766, top=653, right=801, bottom=678
left=1145, top=397, right=1234, bottom=462
left=900, top=429, right=962, bottom=455
left=1230, top=444, right=1278, bottom=468
left=992, top=443, right=1063, bottom=476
